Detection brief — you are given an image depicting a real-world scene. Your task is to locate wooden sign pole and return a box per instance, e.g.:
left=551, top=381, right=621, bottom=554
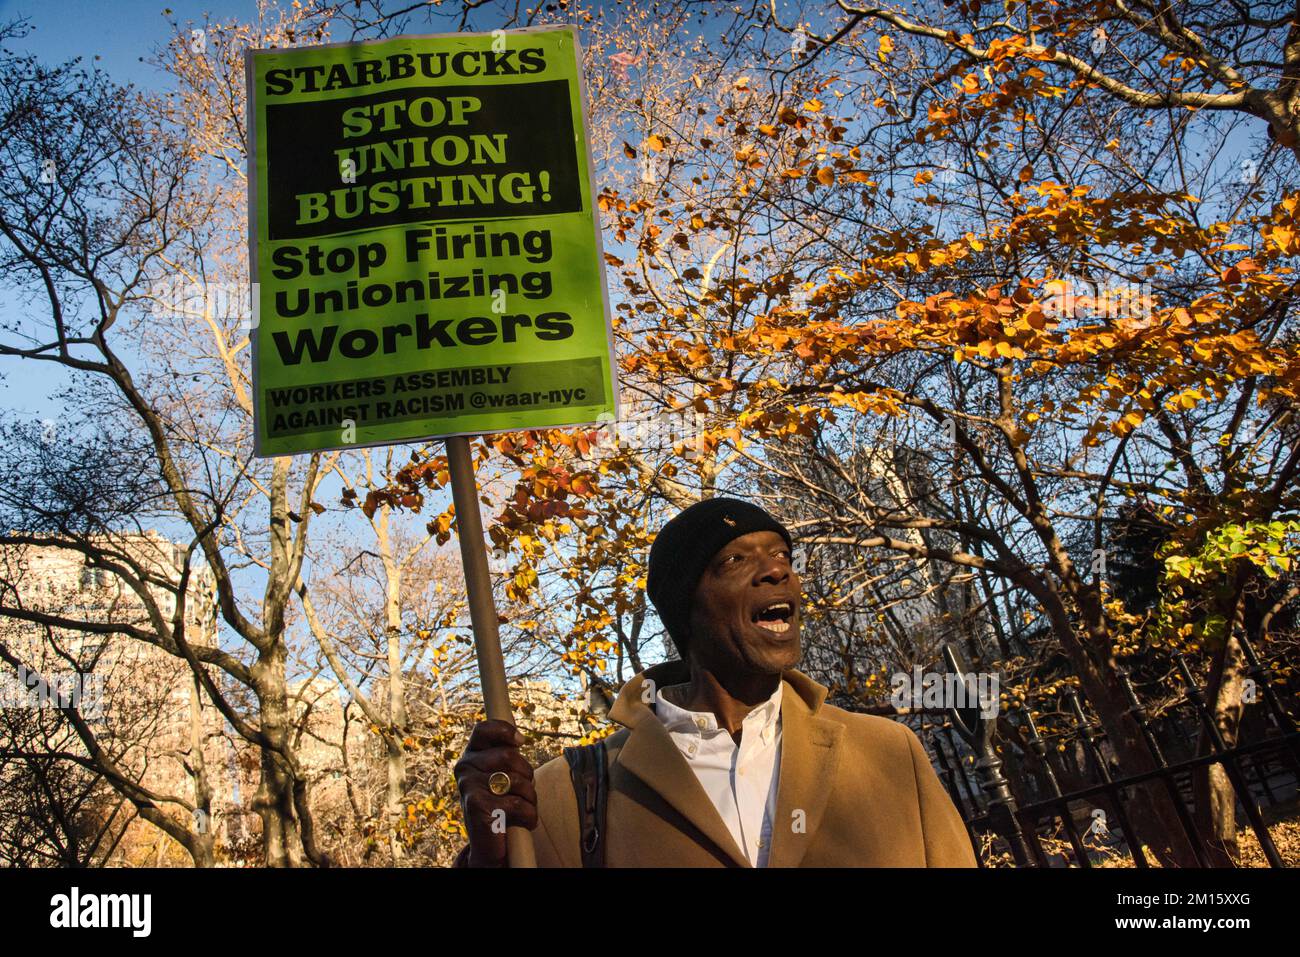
left=445, top=434, right=537, bottom=868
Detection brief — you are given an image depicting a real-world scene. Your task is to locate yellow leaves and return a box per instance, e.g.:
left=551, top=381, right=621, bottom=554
left=686, top=342, right=713, bottom=365
left=777, top=106, right=803, bottom=126
left=843, top=170, right=875, bottom=184
left=815, top=166, right=836, bottom=186
left=827, top=390, right=902, bottom=416
left=1018, top=164, right=1034, bottom=183
left=927, top=102, right=957, bottom=124
left=953, top=348, right=965, bottom=364
left=1110, top=411, right=1146, bottom=437
left=973, top=339, right=1026, bottom=360
left=758, top=123, right=779, bottom=137
left=961, top=73, right=980, bottom=94
left=1022, top=304, right=1047, bottom=330
left=914, top=170, right=934, bottom=186
left=426, top=511, right=454, bottom=544
left=733, top=76, right=750, bottom=90
left=802, top=97, right=824, bottom=112
left=1262, top=223, right=1297, bottom=255
left=645, top=134, right=666, bottom=152
left=595, top=190, right=624, bottom=213
left=507, top=565, right=539, bottom=602
left=877, top=35, right=894, bottom=62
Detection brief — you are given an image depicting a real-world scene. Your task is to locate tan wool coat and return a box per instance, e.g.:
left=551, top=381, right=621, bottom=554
left=527, top=660, right=979, bottom=867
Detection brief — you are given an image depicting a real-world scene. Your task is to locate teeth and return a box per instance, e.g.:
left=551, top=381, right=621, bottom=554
left=764, top=602, right=791, bottom=614
left=757, top=620, right=790, bottom=633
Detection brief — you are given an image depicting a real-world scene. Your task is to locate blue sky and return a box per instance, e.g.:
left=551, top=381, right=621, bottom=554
left=3, top=0, right=242, bottom=85
left=0, top=1, right=251, bottom=421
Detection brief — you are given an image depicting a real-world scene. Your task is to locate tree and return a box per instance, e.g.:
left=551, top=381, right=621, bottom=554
left=369, top=0, right=1299, bottom=865
left=0, top=14, right=336, bottom=866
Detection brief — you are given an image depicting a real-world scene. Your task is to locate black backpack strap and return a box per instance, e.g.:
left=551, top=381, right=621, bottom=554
left=563, top=739, right=609, bottom=867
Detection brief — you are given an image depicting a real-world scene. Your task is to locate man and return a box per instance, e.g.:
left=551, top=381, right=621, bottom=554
left=454, top=497, right=978, bottom=867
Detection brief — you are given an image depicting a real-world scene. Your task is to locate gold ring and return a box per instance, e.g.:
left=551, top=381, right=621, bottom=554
left=488, top=771, right=511, bottom=795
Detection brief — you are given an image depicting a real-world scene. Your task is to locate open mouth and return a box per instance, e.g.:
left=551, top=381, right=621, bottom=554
left=752, top=600, right=795, bottom=635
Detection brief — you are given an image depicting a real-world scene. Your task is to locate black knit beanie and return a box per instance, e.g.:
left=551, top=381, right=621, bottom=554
left=646, top=497, right=793, bottom=657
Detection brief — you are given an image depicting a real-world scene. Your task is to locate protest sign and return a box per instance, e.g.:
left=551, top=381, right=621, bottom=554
left=246, top=26, right=619, bottom=456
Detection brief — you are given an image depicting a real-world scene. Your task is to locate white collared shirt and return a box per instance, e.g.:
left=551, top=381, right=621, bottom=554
left=653, top=681, right=783, bottom=867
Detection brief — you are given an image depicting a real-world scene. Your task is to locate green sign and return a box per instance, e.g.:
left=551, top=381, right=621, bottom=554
left=246, top=27, right=619, bottom=455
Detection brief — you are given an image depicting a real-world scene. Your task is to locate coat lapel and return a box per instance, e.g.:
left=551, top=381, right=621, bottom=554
left=610, top=662, right=751, bottom=867
left=767, top=673, right=844, bottom=867
left=607, top=661, right=843, bottom=868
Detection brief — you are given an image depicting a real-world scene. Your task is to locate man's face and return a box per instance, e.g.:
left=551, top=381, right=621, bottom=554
left=686, top=530, right=801, bottom=678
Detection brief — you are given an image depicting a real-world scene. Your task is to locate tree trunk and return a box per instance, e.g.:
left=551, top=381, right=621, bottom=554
left=1192, top=628, right=1249, bottom=867
left=1044, top=582, right=1202, bottom=866
left=187, top=676, right=216, bottom=867
left=380, top=509, right=409, bottom=864
left=251, top=645, right=305, bottom=868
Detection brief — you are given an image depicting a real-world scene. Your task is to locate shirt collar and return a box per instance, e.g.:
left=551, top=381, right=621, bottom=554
left=655, top=681, right=783, bottom=736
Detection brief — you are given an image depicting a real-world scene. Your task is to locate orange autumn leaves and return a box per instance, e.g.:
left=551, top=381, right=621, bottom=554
left=745, top=186, right=1296, bottom=446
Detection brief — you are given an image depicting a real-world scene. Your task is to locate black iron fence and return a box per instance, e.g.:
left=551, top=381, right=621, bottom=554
left=901, top=634, right=1300, bottom=867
